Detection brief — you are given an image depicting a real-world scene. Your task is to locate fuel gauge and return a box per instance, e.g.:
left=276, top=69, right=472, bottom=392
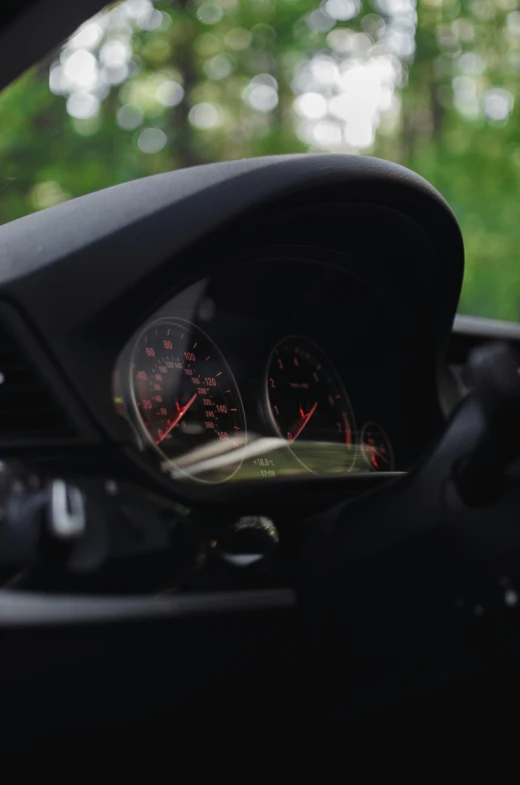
left=361, top=422, right=395, bottom=472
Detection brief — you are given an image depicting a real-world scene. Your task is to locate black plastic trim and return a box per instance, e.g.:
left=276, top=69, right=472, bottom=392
left=0, top=587, right=296, bottom=627
left=0, top=0, right=106, bottom=91
left=454, top=314, right=520, bottom=342
left=0, top=302, right=100, bottom=446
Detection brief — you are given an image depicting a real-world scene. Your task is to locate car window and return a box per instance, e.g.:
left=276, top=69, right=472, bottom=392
left=0, top=0, right=517, bottom=321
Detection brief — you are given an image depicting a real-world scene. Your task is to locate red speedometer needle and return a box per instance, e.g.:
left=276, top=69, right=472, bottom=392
left=155, top=393, right=197, bottom=445
left=288, top=401, right=318, bottom=443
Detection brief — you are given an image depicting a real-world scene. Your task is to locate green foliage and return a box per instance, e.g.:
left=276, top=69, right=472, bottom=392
left=0, top=0, right=519, bottom=320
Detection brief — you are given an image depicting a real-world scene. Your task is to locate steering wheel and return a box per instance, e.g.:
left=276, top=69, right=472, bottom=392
left=296, top=340, right=520, bottom=726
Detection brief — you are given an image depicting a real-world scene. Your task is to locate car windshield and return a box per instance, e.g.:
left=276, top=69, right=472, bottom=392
left=0, top=0, right=516, bottom=321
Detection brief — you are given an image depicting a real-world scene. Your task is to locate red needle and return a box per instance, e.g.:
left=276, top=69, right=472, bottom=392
left=288, top=401, right=318, bottom=443
left=155, top=393, right=197, bottom=445
left=368, top=443, right=388, bottom=469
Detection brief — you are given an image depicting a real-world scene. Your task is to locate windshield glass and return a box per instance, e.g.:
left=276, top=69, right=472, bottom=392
left=0, top=0, right=516, bottom=321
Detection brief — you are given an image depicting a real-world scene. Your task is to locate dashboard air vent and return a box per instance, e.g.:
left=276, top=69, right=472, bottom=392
left=0, top=321, right=76, bottom=441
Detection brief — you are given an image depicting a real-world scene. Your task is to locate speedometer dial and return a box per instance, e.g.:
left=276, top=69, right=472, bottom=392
left=130, top=319, right=245, bottom=483
left=266, top=336, right=356, bottom=474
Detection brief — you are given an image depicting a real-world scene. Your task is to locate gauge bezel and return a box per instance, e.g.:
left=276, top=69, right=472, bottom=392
left=265, top=334, right=357, bottom=475
left=360, top=420, right=395, bottom=473
left=127, top=317, right=247, bottom=484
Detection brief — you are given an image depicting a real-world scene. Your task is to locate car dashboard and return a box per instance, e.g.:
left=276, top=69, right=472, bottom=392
left=0, top=154, right=464, bottom=507
left=10, top=153, right=520, bottom=744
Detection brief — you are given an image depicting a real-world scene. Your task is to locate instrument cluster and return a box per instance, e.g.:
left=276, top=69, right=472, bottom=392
left=114, top=253, right=418, bottom=485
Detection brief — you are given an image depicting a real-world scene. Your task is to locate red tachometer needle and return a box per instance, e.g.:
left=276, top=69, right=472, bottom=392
left=370, top=450, right=388, bottom=468
left=288, top=401, right=318, bottom=443
left=155, top=393, right=197, bottom=445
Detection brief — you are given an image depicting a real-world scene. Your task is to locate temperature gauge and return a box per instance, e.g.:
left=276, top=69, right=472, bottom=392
left=361, top=422, right=395, bottom=472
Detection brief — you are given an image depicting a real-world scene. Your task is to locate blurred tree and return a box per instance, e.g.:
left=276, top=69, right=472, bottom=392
left=0, top=0, right=519, bottom=320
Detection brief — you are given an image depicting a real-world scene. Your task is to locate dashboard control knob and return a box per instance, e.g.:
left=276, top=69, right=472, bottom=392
left=0, top=470, right=91, bottom=570
left=218, top=516, right=280, bottom=577
left=187, top=515, right=283, bottom=591
left=233, top=516, right=279, bottom=543
left=46, top=480, right=86, bottom=541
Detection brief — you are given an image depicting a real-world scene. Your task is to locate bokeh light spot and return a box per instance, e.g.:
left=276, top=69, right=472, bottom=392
left=204, top=54, right=233, bottom=80
left=122, top=0, right=154, bottom=23
left=68, top=21, right=105, bottom=50
left=306, top=9, right=336, bottom=32
left=100, top=39, right=132, bottom=67
left=104, top=64, right=130, bottom=85
left=137, top=127, right=167, bottom=153
left=458, top=52, right=486, bottom=75
left=484, top=88, right=514, bottom=121
left=156, top=80, right=184, bottom=107
left=117, top=103, right=144, bottom=130
left=30, top=181, right=70, bottom=210
left=324, top=0, right=361, bottom=21
left=246, top=84, right=278, bottom=112
left=63, top=49, right=99, bottom=91
left=294, top=92, right=328, bottom=119
left=66, top=91, right=100, bottom=119
left=197, top=3, right=224, bottom=25
left=189, top=103, right=222, bottom=128
left=225, top=27, right=252, bottom=50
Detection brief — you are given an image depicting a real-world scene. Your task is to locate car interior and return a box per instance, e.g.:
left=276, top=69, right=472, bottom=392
left=1, top=0, right=520, bottom=753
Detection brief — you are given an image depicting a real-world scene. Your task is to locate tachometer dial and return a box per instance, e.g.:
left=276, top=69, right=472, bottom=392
left=361, top=422, right=394, bottom=472
left=130, top=319, right=245, bottom=482
left=266, top=336, right=356, bottom=473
